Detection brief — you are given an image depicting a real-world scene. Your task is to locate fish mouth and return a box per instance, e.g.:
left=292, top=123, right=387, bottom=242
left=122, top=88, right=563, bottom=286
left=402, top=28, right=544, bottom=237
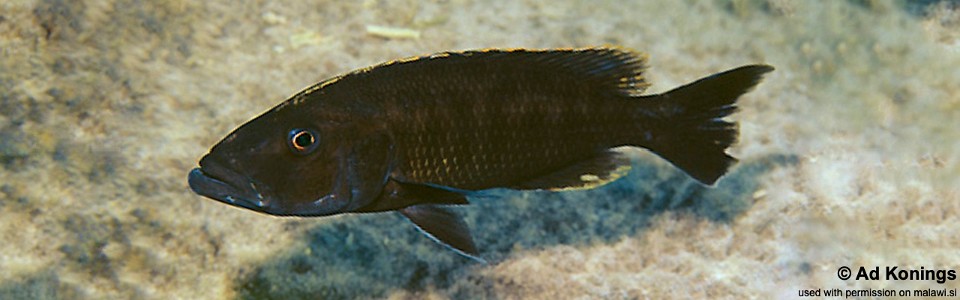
left=188, top=156, right=269, bottom=212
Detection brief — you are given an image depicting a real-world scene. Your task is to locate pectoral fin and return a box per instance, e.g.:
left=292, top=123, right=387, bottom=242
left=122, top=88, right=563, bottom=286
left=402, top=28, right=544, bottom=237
left=356, top=179, right=469, bottom=212
left=400, top=205, right=484, bottom=262
left=392, top=180, right=470, bottom=205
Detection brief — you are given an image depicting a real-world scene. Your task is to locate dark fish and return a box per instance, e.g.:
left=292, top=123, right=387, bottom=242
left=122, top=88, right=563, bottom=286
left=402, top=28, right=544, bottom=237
left=188, top=48, right=773, bottom=260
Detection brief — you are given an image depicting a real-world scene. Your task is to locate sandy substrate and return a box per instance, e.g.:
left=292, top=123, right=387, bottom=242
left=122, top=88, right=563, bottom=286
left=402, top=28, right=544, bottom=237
left=1, top=0, right=958, bottom=299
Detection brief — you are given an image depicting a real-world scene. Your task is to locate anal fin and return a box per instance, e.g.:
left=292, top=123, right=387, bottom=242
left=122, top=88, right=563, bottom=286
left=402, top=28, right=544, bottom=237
left=511, top=150, right=632, bottom=191
left=400, top=205, right=484, bottom=262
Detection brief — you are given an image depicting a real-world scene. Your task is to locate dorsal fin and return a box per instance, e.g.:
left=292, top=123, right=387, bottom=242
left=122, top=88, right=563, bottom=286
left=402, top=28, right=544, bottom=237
left=517, top=48, right=650, bottom=96
left=511, top=151, right=632, bottom=191
left=292, top=48, right=651, bottom=103
left=444, top=48, right=651, bottom=96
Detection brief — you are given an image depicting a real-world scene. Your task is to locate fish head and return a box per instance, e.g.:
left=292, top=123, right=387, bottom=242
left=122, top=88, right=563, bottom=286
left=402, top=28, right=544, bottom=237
left=188, top=108, right=360, bottom=217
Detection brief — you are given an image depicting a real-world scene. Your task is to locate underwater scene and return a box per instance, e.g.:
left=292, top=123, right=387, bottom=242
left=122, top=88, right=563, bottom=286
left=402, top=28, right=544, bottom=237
left=2, top=0, right=959, bottom=299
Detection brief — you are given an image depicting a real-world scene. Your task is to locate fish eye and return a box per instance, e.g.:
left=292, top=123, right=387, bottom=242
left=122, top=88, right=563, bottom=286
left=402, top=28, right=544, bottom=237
left=288, top=128, right=319, bottom=154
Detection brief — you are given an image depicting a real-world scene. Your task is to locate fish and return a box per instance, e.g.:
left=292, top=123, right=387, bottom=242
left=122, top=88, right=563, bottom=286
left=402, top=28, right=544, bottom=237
left=188, top=47, right=773, bottom=260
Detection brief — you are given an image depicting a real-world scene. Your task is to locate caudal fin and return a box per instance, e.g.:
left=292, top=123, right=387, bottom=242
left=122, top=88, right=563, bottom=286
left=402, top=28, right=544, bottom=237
left=644, top=65, right=774, bottom=185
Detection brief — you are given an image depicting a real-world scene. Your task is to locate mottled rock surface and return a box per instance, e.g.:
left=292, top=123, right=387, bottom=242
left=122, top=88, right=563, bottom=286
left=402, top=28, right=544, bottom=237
left=1, top=1, right=958, bottom=299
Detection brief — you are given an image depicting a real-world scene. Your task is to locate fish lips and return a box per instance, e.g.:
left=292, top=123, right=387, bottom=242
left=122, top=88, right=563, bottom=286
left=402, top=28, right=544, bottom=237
left=188, top=156, right=272, bottom=213
left=188, top=156, right=349, bottom=216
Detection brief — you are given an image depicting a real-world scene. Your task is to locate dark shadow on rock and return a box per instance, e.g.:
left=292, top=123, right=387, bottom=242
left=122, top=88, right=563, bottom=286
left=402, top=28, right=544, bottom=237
left=0, top=270, right=80, bottom=300
left=236, top=153, right=797, bottom=299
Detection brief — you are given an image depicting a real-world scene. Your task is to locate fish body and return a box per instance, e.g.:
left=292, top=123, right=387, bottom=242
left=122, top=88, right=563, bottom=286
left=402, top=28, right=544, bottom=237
left=188, top=48, right=773, bottom=259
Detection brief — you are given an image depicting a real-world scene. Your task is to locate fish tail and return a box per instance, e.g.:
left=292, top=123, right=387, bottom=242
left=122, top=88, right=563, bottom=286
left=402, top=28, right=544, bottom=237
left=640, top=65, right=774, bottom=185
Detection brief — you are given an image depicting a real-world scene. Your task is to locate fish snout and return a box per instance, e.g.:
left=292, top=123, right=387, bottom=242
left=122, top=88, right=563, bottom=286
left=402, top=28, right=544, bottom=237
left=188, top=156, right=270, bottom=212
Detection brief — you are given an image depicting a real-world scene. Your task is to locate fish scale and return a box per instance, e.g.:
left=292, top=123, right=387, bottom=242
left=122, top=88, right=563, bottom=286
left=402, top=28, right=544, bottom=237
left=395, top=90, right=622, bottom=189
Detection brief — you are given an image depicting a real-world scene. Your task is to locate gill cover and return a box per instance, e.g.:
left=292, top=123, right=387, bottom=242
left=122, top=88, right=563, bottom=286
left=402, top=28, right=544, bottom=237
left=335, top=132, right=396, bottom=212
